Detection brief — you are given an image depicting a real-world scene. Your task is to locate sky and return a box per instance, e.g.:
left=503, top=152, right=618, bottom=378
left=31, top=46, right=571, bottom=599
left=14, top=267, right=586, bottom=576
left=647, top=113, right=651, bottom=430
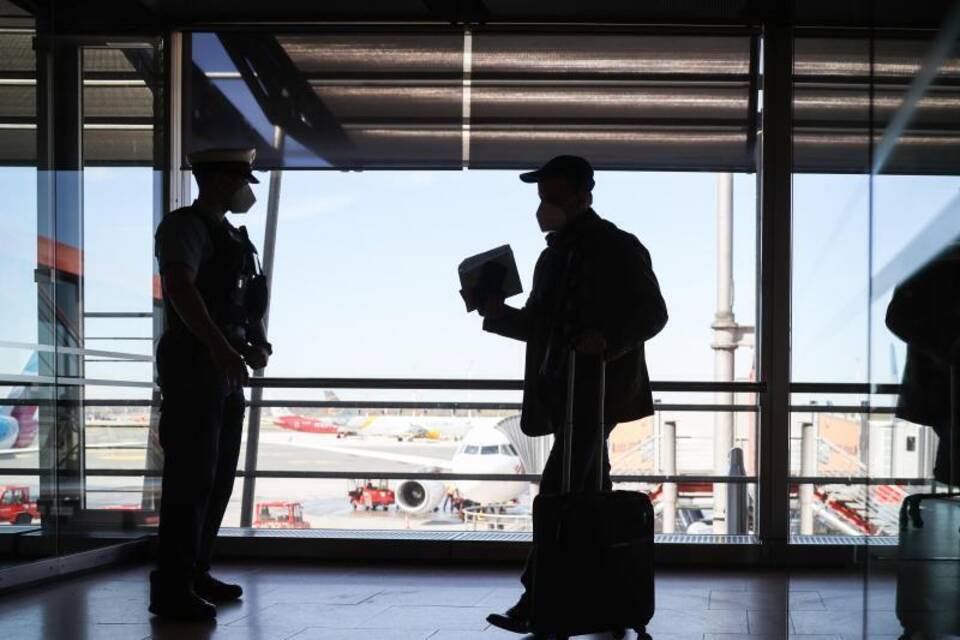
left=1, top=166, right=959, bottom=402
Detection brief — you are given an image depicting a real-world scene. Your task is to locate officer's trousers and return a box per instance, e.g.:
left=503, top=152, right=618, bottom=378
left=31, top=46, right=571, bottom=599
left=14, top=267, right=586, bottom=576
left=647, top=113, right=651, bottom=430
left=156, top=333, right=245, bottom=581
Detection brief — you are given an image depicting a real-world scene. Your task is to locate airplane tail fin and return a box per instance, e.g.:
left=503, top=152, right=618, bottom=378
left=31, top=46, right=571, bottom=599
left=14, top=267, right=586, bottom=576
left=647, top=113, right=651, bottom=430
left=4, top=353, right=39, bottom=449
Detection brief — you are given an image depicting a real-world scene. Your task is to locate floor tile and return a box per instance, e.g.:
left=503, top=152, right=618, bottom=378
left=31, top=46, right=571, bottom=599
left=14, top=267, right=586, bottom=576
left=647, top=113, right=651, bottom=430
left=290, top=629, right=432, bottom=640
left=358, top=604, right=491, bottom=631
left=647, top=609, right=748, bottom=635
left=708, top=589, right=823, bottom=611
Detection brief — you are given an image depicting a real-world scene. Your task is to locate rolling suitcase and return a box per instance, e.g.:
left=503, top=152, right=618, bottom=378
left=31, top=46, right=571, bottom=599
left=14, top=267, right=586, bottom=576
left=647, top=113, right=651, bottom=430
left=529, top=350, right=655, bottom=640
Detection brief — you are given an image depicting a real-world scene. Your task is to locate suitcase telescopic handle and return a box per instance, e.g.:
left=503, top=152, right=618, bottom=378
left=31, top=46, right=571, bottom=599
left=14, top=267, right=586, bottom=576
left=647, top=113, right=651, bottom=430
left=560, top=349, right=607, bottom=495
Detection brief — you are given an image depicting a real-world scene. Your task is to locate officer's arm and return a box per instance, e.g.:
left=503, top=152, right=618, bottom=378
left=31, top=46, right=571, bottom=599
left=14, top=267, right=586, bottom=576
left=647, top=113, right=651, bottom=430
left=246, top=320, right=270, bottom=349
left=244, top=320, right=272, bottom=370
left=162, top=265, right=240, bottom=358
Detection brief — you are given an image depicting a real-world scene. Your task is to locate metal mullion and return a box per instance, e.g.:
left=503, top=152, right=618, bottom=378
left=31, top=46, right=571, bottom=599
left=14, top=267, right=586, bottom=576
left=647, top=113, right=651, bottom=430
left=239, top=125, right=283, bottom=528
left=248, top=377, right=766, bottom=392
left=757, top=15, right=794, bottom=557
left=790, top=405, right=895, bottom=414
left=0, top=376, right=768, bottom=392
left=38, top=398, right=760, bottom=412
left=791, top=382, right=900, bottom=394
left=176, top=24, right=760, bottom=37
left=789, top=476, right=936, bottom=485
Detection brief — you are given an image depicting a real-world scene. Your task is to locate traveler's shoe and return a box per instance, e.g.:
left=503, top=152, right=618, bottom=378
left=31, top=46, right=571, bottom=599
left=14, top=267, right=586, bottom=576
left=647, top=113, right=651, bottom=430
left=149, top=571, right=217, bottom=621
left=194, top=572, right=243, bottom=604
left=486, top=600, right=530, bottom=634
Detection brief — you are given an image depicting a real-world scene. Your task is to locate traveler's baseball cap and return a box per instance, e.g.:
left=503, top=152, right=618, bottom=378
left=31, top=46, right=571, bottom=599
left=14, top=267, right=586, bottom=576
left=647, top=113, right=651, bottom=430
left=519, top=155, right=595, bottom=192
left=187, top=147, right=260, bottom=184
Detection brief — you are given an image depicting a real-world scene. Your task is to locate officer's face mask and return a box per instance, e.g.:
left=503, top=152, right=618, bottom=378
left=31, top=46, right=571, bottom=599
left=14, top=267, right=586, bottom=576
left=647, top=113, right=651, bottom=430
left=228, top=183, right=256, bottom=214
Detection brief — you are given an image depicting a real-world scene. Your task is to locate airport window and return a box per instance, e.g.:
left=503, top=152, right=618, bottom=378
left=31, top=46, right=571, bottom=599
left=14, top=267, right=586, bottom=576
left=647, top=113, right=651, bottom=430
left=199, top=28, right=761, bottom=537
left=790, top=34, right=960, bottom=539
left=8, top=18, right=957, bottom=557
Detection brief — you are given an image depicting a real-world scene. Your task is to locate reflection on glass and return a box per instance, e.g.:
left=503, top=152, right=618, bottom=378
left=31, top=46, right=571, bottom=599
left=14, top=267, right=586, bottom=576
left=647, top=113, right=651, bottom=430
left=866, top=9, right=960, bottom=640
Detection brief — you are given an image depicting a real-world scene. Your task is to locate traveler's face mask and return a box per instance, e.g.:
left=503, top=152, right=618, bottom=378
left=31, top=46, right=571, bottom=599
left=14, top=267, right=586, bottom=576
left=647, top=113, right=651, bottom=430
left=536, top=200, right=568, bottom=232
left=229, top=183, right=256, bottom=214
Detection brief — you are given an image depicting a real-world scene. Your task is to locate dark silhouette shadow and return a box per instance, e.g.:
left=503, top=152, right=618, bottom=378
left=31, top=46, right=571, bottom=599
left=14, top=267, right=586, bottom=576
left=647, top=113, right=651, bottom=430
left=885, top=242, right=960, bottom=638
left=475, top=156, right=667, bottom=639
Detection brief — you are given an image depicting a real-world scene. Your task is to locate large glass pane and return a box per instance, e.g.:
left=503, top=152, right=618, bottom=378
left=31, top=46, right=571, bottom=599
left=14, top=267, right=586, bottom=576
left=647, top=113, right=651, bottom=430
left=792, top=35, right=877, bottom=542
left=184, top=28, right=763, bottom=538
left=244, top=168, right=758, bottom=536
left=866, top=13, right=960, bottom=640
left=58, top=41, right=165, bottom=548
left=0, top=8, right=54, bottom=566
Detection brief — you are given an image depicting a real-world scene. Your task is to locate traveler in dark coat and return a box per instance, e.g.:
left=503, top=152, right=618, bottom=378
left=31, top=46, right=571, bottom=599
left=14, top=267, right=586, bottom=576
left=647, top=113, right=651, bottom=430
left=477, top=155, right=667, bottom=634
left=886, top=241, right=960, bottom=486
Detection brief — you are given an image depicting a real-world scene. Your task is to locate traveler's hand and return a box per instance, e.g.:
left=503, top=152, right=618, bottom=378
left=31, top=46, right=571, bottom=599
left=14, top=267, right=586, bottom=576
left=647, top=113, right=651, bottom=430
left=212, top=340, right=249, bottom=390
left=574, top=330, right=607, bottom=355
left=244, top=344, right=270, bottom=370
left=477, top=293, right=506, bottom=320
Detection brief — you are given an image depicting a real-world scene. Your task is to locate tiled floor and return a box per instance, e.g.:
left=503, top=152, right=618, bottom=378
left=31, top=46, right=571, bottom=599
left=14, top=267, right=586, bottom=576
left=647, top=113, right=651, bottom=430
left=0, top=562, right=907, bottom=639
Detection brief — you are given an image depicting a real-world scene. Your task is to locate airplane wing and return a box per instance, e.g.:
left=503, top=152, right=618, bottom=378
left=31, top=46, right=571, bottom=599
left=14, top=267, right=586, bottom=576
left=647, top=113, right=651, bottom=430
left=0, top=441, right=146, bottom=458
left=257, top=432, right=455, bottom=470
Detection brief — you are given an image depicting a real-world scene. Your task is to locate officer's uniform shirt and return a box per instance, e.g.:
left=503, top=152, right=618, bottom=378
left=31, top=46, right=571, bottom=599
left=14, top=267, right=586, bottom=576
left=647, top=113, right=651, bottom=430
left=155, top=203, right=216, bottom=277
left=155, top=202, right=263, bottom=351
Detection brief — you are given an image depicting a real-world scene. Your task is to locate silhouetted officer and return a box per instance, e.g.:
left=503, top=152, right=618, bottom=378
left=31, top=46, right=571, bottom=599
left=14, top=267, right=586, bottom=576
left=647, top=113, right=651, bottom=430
left=151, top=148, right=272, bottom=620
left=476, top=155, right=667, bottom=634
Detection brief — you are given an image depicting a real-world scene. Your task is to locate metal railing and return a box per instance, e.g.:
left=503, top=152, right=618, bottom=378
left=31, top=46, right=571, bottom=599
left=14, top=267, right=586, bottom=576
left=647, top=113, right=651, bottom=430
left=2, top=372, right=939, bottom=539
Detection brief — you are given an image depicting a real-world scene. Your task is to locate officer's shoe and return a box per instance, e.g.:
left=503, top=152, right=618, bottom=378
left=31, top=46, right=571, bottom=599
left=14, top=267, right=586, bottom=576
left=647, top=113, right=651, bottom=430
left=486, top=598, right=530, bottom=634
left=149, top=571, right=217, bottom=621
left=194, top=572, right=243, bottom=604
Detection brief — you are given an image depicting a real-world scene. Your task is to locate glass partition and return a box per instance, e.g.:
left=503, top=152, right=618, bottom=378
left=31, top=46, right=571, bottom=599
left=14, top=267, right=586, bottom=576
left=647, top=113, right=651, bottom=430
left=177, top=28, right=766, bottom=538
left=0, top=0, right=166, bottom=571
left=242, top=167, right=758, bottom=535
left=0, top=5, right=54, bottom=566
left=865, top=9, right=960, bottom=639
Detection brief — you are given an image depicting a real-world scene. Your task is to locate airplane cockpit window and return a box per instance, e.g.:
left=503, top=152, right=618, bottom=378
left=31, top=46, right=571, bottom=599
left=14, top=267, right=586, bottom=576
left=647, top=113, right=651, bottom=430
left=500, top=444, right=518, bottom=456
left=481, top=445, right=499, bottom=455
left=464, top=445, right=479, bottom=454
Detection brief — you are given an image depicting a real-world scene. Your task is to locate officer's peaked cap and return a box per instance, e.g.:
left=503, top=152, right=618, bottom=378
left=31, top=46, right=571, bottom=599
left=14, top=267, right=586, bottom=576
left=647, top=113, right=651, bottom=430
left=187, top=148, right=260, bottom=184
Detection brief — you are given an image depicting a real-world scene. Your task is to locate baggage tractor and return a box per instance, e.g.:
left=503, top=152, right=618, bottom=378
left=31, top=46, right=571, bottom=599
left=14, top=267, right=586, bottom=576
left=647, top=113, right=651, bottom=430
left=529, top=350, right=655, bottom=640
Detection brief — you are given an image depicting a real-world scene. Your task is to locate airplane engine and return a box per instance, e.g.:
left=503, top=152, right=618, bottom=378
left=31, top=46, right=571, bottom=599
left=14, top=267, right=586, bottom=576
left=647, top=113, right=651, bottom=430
left=0, top=414, right=19, bottom=450
left=395, top=480, right=445, bottom=514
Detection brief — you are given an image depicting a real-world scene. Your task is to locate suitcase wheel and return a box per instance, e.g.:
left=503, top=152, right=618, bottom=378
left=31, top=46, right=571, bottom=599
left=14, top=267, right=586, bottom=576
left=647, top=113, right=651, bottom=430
left=635, top=628, right=652, bottom=640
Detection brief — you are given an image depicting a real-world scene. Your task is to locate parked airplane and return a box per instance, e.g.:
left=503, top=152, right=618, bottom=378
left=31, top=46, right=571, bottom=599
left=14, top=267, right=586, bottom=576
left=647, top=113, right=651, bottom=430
left=337, top=415, right=501, bottom=442
left=272, top=407, right=339, bottom=435
left=257, top=419, right=525, bottom=514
